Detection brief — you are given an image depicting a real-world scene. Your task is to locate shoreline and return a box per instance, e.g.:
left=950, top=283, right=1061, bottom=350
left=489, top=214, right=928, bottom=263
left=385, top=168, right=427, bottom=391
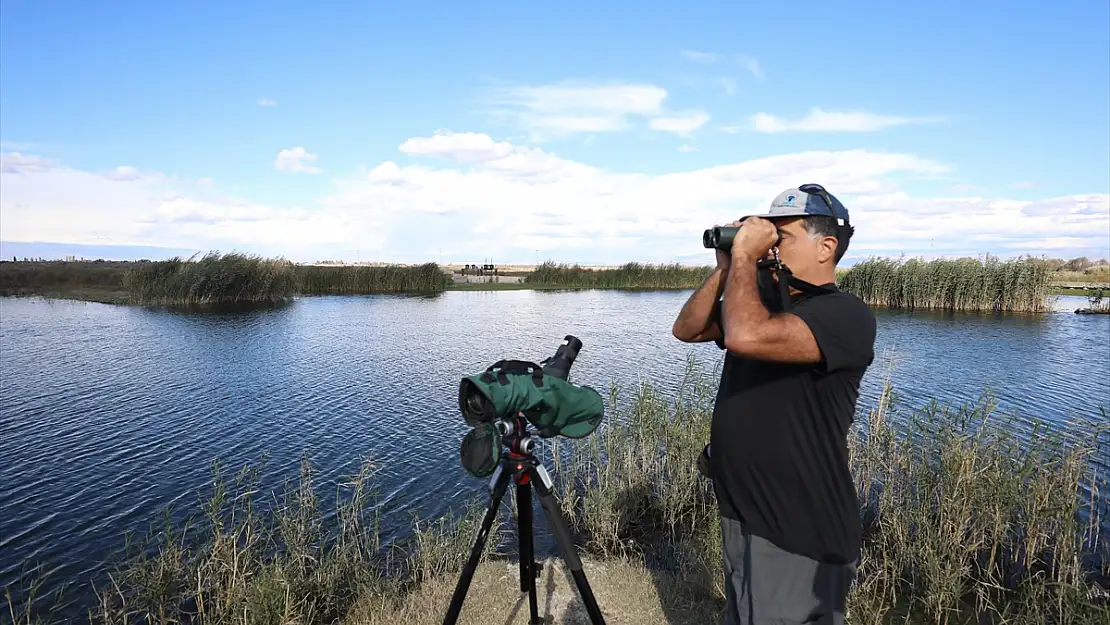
left=0, top=282, right=1101, bottom=305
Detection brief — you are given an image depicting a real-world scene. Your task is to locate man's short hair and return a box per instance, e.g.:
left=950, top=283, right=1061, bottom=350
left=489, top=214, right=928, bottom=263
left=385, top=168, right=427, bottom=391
left=803, top=216, right=854, bottom=263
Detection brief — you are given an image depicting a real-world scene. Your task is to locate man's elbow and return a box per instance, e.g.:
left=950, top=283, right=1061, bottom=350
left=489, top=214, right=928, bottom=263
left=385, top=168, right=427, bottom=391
left=672, top=322, right=696, bottom=343
left=722, top=330, right=759, bottom=357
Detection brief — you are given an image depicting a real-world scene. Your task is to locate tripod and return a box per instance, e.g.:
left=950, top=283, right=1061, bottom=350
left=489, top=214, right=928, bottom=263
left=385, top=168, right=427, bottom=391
left=442, top=424, right=606, bottom=625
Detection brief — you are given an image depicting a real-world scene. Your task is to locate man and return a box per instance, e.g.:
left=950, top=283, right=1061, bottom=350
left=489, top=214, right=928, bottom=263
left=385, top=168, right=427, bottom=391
left=672, top=184, right=876, bottom=624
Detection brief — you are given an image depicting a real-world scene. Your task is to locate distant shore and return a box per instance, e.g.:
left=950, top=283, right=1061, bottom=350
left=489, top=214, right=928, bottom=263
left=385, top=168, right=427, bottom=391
left=2, top=256, right=1108, bottom=312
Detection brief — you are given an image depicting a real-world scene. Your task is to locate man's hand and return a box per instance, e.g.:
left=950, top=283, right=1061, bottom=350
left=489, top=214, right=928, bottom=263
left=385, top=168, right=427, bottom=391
left=697, top=443, right=713, bottom=479
left=731, top=216, right=779, bottom=261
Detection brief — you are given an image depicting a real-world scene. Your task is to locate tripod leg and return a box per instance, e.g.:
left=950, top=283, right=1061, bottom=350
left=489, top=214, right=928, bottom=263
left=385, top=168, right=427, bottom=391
left=442, top=465, right=512, bottom=625
left=528, top=465, right=606, bottom=625
left=516, top=481, right=541, bottom=624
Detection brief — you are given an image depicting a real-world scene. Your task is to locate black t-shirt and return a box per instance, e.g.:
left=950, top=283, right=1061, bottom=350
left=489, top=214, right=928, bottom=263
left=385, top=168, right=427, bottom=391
left=709, top=285, right=876, bottom=564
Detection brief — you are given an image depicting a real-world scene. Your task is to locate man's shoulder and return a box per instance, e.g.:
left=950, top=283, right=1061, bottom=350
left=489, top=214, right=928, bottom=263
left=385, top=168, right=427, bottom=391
left=797, top=288, right=874, bottom=320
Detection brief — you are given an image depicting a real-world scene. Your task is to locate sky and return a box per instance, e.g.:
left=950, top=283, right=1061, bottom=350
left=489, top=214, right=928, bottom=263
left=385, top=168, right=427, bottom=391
left=1, top=0, right=1108, bottom=266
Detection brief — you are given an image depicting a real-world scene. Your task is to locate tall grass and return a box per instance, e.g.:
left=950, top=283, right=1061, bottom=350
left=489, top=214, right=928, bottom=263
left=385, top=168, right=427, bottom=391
left=297, top=263, right=449, bottom=294
left=9, top=355, right=1106, bottom=624
left=124, top=253, right=299, bottom=307
left=524, top=261, right=714, bottom=289
left=838, top=255, right=1055, bottom=313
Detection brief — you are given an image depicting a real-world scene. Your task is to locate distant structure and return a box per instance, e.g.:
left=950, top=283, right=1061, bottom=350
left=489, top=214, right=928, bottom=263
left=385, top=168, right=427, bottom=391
left=461, top=260, right=498, bottom=276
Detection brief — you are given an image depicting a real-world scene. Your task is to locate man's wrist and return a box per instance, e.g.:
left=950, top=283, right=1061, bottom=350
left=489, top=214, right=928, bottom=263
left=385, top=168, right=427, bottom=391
left=730, top=249, right=758, bottom=265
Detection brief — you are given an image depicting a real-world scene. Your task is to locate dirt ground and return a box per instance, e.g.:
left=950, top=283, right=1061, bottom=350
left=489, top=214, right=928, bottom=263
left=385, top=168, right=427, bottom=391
left=350, top=556, right=723, bottom=625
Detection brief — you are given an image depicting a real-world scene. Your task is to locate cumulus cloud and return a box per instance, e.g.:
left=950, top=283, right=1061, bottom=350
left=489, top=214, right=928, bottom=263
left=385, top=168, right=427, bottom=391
left=399, top=130, right=514, bottom=163
left=2, top=137, right=1106, bottom=265
left=750, top=108, right=943, bottom=133
left=258, top=98, right=277, bottom=107
left=1, top=152, right=57, bottom=173
left=274, top=147, right=322, bottom=174
left=678, top=145, right=697, bottom=153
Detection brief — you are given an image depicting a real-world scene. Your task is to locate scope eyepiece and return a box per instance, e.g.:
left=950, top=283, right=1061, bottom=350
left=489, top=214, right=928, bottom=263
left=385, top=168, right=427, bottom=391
left=541, top=335, right=582, bottom=381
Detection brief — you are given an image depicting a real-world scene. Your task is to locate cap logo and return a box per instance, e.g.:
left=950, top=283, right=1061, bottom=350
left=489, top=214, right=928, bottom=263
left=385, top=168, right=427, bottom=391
left=783, top=194, right=797, bottom=207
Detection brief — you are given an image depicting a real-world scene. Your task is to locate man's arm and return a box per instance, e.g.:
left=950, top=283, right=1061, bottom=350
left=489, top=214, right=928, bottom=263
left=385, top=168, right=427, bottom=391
left=672, top=267, right=728, bottom=343
left=720, top=253, right=822, bottom=363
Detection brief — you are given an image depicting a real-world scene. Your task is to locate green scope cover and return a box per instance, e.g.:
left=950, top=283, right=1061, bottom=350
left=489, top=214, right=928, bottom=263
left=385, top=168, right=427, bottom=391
left=459, top=360, right=604, bottom=438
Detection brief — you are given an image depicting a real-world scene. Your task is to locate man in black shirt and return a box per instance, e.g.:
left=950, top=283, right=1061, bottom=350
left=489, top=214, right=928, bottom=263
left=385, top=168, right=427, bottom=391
left=672, top=184, right=876, bottom=624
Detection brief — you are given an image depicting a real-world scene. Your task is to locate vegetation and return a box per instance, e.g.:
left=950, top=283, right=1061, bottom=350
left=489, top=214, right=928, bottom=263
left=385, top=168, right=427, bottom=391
left=299, top=263, right=449, bottom=294
left=524, top=261, right=713, bottom=289
left=6, top=356, right=1108, bottom=624
left=0, top=256, right=452, bottom=306
left=2, top=253, right=1107, bottom=307
left=124, top=253, right=299, bottom=307
left=837, top=255, right=1055, bottom=313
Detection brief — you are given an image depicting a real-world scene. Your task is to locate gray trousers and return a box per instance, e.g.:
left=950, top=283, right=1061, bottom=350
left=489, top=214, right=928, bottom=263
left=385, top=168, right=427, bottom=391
left=720, top=516, right=857, bottom=625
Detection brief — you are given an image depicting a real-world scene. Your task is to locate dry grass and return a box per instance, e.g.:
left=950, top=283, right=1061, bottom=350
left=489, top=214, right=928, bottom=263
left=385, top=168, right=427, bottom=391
left=5, top=355, right=1109, bottom=624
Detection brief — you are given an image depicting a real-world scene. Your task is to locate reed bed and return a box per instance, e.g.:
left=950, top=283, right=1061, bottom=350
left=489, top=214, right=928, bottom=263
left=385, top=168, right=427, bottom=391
left=297, top=263, right=449, bottom=294
left=124, top=253, right=299, bottom=307
left=838, top=255, right=1055, bottom=313
left=524, top=261, right=713, bottom=289
left=7, top=355, right=1107, bottom=624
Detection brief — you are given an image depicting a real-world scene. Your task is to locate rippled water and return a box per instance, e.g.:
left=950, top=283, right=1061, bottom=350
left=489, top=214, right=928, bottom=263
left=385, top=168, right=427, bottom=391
left=1, top=292, right=1107, bottom=614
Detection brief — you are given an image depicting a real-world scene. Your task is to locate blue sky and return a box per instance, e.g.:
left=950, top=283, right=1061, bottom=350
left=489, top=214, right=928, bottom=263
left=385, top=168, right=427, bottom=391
left=2, top=0, right=1107, bottom=265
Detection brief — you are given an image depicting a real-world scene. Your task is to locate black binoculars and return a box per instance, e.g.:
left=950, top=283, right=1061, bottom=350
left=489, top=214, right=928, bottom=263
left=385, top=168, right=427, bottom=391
left=703, top=224, right=783, bottom=252
left=702, top=226, right=739, bottom=250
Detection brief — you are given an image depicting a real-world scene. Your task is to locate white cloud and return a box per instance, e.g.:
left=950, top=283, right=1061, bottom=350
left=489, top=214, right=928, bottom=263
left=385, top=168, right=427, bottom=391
left=680, top=51, right=762, bottom=79
left=648, top=111, right=711, bottom=135
left=258, top=98, right=277, bottom=107
left=274, top=147, right=322, bottom=174
left=399, top=130, right=514, bottom=163
left=1, top=152, right=57, bottom=173
left=484, top=81, right=668, bottom=140
left=678, top=145, right=697, bottom=153
left=2, top=138, right=1106, bottom=264
left=750, top=108, right=943, bottom=133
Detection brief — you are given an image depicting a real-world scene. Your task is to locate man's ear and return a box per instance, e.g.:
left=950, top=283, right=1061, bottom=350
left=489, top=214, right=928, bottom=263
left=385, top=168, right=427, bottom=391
left=818, top=235, right=838, bottom=263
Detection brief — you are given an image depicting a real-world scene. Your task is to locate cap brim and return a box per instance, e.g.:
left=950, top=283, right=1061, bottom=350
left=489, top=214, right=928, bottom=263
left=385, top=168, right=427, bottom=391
left=739, top=209, right=811, bottom=221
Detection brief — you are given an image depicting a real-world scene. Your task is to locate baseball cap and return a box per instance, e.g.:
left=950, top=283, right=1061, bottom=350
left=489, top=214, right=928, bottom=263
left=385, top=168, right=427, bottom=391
left=742, top=183, right=850, bottom=227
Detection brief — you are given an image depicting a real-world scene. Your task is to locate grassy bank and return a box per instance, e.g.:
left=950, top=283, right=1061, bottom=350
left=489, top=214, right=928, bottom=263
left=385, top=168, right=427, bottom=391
left=837, top=255, right=1055, bottom=313
left=524, top=262, right=713, bottom=289
left=7, top=356, right=1107, bottom=624
left=0, top=257, right=452, bottom=306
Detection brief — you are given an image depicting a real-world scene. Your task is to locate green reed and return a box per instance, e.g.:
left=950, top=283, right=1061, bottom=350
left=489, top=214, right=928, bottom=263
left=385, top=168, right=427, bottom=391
left=297, top=263, right=449, bottom=294
left=838, top=255, right=1055, bottom=313
left=524, top=261, right=714, bottom=289
left=124, top=252, right=299, bottom=307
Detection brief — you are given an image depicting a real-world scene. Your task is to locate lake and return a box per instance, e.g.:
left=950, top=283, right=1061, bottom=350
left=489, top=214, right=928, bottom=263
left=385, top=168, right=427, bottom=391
left=1, top=291, right=1108, bottom=614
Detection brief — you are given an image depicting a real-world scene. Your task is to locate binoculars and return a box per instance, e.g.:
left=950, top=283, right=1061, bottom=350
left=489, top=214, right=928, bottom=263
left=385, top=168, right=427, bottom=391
left=702, top=224, right=783, bottom=252
left=702, top=226, right=739, bottom=250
